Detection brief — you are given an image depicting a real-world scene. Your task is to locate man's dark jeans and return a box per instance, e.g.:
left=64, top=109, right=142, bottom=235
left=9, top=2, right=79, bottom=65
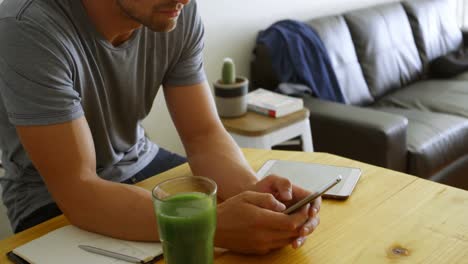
left=14, top=148, right=186, bottom=233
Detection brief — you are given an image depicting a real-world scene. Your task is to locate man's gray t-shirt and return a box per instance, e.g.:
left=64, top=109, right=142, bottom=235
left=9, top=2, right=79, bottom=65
left=0, top=0, right=206, bottom=229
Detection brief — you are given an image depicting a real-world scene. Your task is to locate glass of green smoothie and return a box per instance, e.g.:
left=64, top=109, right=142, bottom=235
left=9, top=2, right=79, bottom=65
left=152, top=176, right=217, bottom=264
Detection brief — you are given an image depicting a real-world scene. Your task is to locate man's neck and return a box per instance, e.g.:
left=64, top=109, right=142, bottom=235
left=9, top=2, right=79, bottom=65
left=81, top=0, right=141, bottom=46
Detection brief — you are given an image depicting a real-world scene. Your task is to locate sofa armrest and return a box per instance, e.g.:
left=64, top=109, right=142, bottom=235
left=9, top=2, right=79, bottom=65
left=462, top=31, right=468, bottom=48
left=305, top=97, right=408, bottom=172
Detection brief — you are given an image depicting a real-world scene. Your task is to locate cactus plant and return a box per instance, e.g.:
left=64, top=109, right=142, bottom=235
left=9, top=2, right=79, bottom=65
left=222, top=57, right=236, bottom=84
left=215, top=57, right=248, bottom=117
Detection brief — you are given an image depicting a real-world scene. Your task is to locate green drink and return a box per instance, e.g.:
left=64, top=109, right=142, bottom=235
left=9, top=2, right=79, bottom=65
left=152, top=177, right=217, bottom=264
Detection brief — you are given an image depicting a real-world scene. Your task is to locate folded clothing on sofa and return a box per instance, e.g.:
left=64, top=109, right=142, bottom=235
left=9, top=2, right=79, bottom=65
left=256, top=20, right=346, bottom=103
left=276, top=82, right=312, bottom=98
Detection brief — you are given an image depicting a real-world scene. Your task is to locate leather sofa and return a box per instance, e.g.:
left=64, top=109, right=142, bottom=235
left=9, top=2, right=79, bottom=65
left=251, top=0, right=468, bottom=190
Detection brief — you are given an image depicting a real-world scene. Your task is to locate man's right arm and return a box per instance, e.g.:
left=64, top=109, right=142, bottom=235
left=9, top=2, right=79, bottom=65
left=16, top=117, right=160, bottom=241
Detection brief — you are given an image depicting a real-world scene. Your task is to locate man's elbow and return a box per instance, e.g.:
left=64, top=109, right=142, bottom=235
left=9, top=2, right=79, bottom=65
left=52, top=178, right=103, bottom=229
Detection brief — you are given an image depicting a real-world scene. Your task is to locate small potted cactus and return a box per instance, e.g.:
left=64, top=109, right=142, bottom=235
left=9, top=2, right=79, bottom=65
left=214, top=58, right=249, bottom=117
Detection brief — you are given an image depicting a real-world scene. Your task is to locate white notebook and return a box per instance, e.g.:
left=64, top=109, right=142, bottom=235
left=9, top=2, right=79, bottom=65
left=10, top=225, right=163, bottom=264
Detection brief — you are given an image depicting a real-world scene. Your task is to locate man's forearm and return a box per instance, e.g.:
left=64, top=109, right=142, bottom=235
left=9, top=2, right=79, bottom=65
left=61, top=176, right=159, bottom=242
left=184, top=128, right=258, bottom=200
left=16, top=117, right=159, bottom=241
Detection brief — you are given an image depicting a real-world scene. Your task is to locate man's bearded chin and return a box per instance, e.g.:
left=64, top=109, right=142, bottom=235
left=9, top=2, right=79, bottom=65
left=143, top=15, right=178, bottom=32
left=117, top=1, right=184, bottom=33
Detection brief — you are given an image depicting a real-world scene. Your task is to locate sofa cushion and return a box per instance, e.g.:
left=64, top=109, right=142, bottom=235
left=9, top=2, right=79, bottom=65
left=307, top=16, right=373, bottom=106
left=454, top=71, right=468, bottom=81
left=376, top=107, right=468, bottom=178
left=403, top=0, right=462, bottom=68
left=344, top=3, right=423, bottom=99
left=375, top=80, right=468, bottom=118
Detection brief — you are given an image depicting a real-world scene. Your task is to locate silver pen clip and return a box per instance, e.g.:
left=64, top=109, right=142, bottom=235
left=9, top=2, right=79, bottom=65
left=79, top=245, right=143, bottom=263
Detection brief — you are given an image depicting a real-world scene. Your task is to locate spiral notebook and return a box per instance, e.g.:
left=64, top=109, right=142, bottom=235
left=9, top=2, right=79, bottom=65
left=7, top=225, right=163, bottom=264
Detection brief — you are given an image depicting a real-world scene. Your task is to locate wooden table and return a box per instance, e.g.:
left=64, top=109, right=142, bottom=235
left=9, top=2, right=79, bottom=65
left=1, top=149, right=468, bottom=263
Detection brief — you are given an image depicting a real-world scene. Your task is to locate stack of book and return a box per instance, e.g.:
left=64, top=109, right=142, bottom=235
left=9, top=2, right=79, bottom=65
left=246, top=88, right=304, bottom=118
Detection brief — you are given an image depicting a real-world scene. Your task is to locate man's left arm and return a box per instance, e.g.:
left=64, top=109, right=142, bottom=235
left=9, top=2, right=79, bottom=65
left=163, top=81, right=321, bottom=248
left=163, top=81, right=257, bottom=200
left=164, top=82, right=321, bottom=248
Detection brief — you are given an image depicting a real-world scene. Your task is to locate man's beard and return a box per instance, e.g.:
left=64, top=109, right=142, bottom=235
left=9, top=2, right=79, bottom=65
left=117, top=1, right=183, bottom=32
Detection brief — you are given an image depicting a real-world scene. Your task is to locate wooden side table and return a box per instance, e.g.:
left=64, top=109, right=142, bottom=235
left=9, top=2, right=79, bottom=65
left=221, top=109, right=313, bottom=152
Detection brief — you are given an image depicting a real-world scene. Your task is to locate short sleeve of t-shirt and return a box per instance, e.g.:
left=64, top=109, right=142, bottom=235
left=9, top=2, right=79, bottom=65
left=0, top=18, right=84, bottom=126
left=163, top=1, right=207, bottom=87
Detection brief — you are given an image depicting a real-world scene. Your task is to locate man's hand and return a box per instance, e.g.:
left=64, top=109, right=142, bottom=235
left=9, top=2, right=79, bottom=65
left=215, top=191, right=311, bottom=255
left=250, top=175, right=322, bottom=249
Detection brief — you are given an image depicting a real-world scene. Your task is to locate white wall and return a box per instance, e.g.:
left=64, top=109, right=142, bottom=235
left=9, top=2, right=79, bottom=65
left=143, top=0, right=406, bottom=154
left=459, top=0, right=468, bottom=28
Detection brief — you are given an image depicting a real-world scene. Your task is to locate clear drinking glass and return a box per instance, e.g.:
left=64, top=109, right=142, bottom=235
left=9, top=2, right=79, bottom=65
left=152, top=176, right=217, bottom=264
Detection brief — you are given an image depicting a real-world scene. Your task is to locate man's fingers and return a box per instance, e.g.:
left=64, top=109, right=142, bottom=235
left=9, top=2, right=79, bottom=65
left=290, top=202, right=310, bottom=224
left=309, top=196, right=322, bottom=217
left=265, top=175, right=293, bottom=201
left=242, top=191, right=286, bottom=212
left=292, top=236, right=307, bottom=249
left=264, top=203, right=310, bottom=232
left=289, top=184, right=321, bottom=217
left=291, top=184, right=311, bottom=200
left=299, top=215, right=320, bottom=236
left=314, top=196, right=322, bottom=213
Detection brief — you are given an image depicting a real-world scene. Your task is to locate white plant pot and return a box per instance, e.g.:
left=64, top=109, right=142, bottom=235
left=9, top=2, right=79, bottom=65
left=214, top=77, right=248, bottom=118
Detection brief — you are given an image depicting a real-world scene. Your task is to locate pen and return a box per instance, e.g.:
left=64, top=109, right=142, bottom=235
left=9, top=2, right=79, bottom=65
left=78, top=245, right=144, bottom=263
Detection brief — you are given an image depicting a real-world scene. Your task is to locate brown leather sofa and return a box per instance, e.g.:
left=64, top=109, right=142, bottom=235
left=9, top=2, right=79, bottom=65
left=251, top=0, right=468, bottom=190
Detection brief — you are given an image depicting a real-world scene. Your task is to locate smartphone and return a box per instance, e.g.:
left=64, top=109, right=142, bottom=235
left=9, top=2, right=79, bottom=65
left=256, top=160, right=361, bottom=200
left=283, top=176, right=342, bottom=214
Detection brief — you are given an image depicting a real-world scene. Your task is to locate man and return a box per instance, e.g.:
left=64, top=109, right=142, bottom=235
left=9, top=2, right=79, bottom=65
left=0, top=0, right=321, bottom=254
